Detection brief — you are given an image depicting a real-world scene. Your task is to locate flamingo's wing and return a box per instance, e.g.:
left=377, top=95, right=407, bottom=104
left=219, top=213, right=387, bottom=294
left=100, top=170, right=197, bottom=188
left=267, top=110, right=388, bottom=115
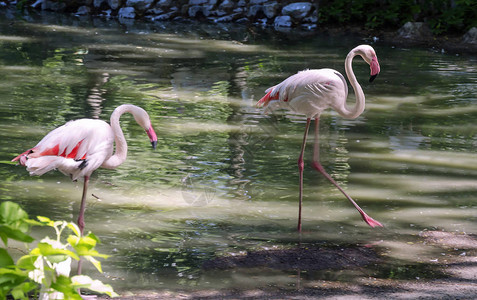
left=13, top=119, right=114, bottom=180
left=256, top=69, right=348, bottom=117
left=283, top=69, right=347, bottom=101
left=303, top=70, right=348, bottom=103
left=255, top=73, right=302, bottom=108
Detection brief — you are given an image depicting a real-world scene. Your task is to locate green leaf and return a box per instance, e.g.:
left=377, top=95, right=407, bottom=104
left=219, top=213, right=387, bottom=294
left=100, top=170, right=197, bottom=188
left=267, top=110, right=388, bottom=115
left=46, top=254, right=70, bottom=264
left=16, top=255, right=38, bottom=270
left=0, top=225, right=34, bottom=244
left=78, top=235, right=98, bottom=249
left=0, top=249, right=14, bottom=267
left=0, top=232, right=7, bottom=246
left=9, top=289, right=25, bottom=299
left=66, top=223, right=81, bottom=237
left=37, top=243, right=79, bottom=261
left=71, top=246, right=108, bottom=259
left=50, top=275, right=83, bottom=300
left=24, top=218, right=44, bottom=227
left=66, top=235, right=80, bottom=247
left=10, top=281, right=37, bottom=299
left=72, top=275, right=119, bottom=297
left=0, top=268, right=27, bottom=285
left=36, top=216, right=52, bottom=224
left=0, top=202, right=28, bottom=225
left=29, top=248, right=41, bottom=256
left=69, top=234, right=108, bottom=258
left=84, top=256, right=103, bottom=273
left=85, top=232, right=101, bottom=244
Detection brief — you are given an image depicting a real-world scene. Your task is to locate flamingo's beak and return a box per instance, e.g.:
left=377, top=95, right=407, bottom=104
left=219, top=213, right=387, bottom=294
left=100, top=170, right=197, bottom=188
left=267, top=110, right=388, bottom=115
left=369, top=56, right=380, bottom=83
left=146, top=126, right=158, bottom=150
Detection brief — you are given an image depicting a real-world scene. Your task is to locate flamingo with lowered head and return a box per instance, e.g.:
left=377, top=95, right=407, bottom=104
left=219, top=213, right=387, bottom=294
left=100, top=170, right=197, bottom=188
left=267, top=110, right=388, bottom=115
left=257, top=45, right=383, bottom=232
left=12, top=104, right=158, bottom=235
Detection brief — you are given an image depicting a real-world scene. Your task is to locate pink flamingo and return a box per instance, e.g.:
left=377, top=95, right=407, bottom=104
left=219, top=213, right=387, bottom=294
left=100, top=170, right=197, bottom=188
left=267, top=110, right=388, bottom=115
left=257, top=45, right=383, bottom=232
left=12, top=104, right=158, bottom=235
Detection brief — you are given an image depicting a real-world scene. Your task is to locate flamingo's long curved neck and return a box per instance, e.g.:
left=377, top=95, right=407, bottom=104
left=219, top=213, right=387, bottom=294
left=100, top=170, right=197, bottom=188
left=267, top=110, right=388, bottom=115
left=101, top=105, right=147, bottom=169
left=337, top=48, right=365, bottom=119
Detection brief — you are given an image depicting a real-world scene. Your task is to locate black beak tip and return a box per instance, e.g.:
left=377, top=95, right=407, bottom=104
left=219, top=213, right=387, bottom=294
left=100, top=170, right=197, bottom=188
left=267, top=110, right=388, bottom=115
left=151, top=140, right=157, bottom=150
left=369, top=74, right=378, bottom=83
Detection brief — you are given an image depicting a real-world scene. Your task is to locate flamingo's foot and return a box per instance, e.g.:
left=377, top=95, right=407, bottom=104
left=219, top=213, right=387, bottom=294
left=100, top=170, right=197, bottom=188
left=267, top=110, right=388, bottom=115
left=362, top=213, right=383, bottom=228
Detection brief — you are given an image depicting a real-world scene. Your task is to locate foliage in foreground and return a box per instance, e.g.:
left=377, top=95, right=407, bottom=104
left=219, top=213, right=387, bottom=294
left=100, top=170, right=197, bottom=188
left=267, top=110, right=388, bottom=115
left=0, top=201, right=118, bottom=299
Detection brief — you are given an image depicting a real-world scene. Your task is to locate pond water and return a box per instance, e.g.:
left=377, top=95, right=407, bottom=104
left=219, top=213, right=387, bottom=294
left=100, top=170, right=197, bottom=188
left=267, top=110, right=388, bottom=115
left=1, top=10, right=477, bottom=294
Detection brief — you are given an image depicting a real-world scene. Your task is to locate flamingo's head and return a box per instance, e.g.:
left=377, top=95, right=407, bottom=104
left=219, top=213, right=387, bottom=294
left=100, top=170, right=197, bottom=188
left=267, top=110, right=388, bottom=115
left=356, top=45, right=381, bottom=82
left=128, top=105, right=158, bottom=150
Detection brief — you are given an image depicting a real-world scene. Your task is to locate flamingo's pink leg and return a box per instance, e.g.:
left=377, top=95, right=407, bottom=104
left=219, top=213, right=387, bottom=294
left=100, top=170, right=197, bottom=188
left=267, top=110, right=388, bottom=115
left=311, top=117, right=383, bottom=227
left=77, top=175, right=89, bottom=236
left=297, top=118, right=312, bottom=232
left=76, top=175, right=89, bottom=276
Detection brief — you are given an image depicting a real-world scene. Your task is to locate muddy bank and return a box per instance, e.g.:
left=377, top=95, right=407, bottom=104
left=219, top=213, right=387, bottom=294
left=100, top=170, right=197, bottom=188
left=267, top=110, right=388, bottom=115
left=97, top=230, right=477, bottom=299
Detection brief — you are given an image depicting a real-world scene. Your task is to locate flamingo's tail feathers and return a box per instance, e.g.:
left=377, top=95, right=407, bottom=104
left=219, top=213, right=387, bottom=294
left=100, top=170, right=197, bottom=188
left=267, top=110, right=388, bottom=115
left=256, top=88, right=279, bottom=108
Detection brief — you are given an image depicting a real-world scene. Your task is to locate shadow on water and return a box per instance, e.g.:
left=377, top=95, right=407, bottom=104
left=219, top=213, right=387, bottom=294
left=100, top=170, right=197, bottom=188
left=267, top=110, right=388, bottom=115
left=1, top=9, right=477, bottom=295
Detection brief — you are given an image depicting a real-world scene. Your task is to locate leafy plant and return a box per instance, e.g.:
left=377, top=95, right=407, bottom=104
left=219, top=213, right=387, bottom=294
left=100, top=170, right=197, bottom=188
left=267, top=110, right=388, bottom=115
left=0, top=201, right=39, bottom=299
left=0, top=201, right=118, bottom=299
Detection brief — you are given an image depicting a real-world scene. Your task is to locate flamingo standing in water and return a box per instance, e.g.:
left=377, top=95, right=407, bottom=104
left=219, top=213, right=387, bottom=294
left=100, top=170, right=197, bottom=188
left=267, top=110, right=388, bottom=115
left=257, top=45, right=383, bottom=232
left=12, top=104, right=158, bottom=235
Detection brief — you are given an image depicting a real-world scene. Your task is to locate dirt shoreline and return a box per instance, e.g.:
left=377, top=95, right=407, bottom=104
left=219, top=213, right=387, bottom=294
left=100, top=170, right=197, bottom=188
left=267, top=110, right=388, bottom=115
left=97, top=231, right=477, bottom=299
left=99, top=271, right=477, bottom=299
left=103, top=280, right=477, bottom=299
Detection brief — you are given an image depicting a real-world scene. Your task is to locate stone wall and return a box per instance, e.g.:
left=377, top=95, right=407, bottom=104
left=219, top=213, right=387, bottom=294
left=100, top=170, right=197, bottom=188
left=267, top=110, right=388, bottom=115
left=11, top=0, right=319, bottom=30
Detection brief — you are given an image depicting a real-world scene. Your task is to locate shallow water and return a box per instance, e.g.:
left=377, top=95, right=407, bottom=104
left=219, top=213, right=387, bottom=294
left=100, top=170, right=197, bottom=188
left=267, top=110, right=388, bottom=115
left=1, top=10, right=477, bottom=293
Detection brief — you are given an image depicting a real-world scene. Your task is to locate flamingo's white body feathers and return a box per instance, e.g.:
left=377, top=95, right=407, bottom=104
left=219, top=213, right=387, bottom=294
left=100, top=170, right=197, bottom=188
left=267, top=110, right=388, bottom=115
left=23, top=119, right=114, bottom=181
left=263, top=69, right=349, bottom=118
